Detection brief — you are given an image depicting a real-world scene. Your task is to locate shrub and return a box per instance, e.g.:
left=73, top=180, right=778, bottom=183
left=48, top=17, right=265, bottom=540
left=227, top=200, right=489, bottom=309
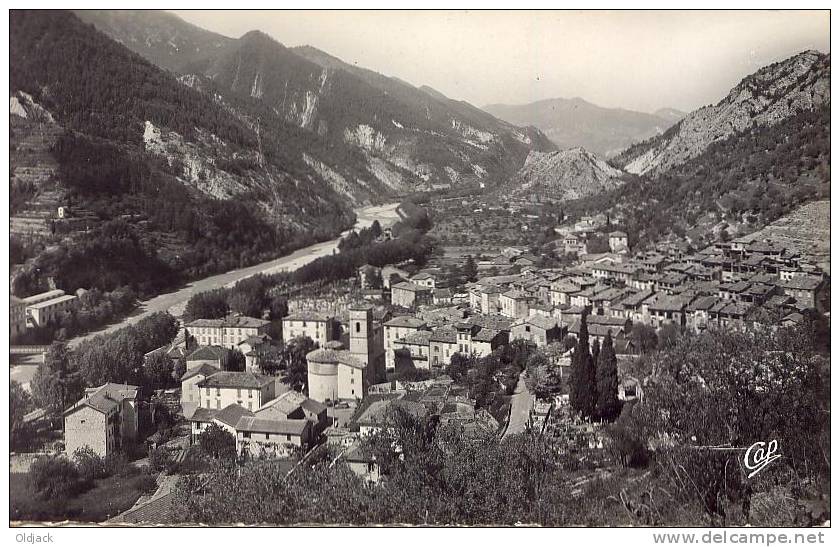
left=148, top=446, right=174, bottom=472
left=72, top=446, right=107, bottom=480
left=197, top=423, right=237, bottom=460
left=133, top=473, right=159, bottom=494
left=104, top=451, right=134, bottom=477
left=30, top=455, right=89, bottom=500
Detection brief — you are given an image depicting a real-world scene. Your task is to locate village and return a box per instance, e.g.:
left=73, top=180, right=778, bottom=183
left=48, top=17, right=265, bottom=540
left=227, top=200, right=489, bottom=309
left=9, top=196, right=830, bottom=523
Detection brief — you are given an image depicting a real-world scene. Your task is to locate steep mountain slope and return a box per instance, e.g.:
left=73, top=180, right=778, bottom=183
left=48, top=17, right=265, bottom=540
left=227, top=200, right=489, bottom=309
left=483, top=97, right=679, bottom=157
left=77, top=11, right=555, bottom=196
left=507, top=148, right=627, bottom=200
left=9, top=10, right=354, bottom=297
left=613, top=50, right=830, bottom=176
left=73, top=9, right=235, bottom=73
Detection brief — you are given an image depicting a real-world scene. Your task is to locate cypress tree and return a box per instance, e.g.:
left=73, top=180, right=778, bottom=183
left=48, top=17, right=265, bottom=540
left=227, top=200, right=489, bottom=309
left=596, top=331, right=621, bottom=421
left=570, top=311, right=596, bottom=418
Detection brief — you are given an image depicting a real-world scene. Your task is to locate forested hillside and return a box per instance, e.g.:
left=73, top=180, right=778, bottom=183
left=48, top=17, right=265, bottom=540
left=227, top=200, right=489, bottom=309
left=10, top=10, right=354, bottom=299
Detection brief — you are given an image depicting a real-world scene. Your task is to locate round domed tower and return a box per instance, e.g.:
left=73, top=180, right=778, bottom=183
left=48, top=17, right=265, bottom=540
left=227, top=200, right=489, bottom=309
left=306, top=345, right=341, bottom=403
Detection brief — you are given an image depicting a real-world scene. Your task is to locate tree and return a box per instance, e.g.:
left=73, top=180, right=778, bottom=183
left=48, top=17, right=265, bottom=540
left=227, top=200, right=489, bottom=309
left=255, top=347, right=281, bottom=376
left=31, top=341, right=84, bottom=416
left=658, top=323, right=681, bottom=350
left=144, top=352, right=175, bottom=391
left=149, top=446, right=175, bottom=472
left=630, top=326, right=829, bottom=525
left=173, top=356, right=187, bottom=383
left=268, top=296, right=289, bottom=321
left=10, top=380, right=34, bottom=449
left=228, top=289, right=263, bottom=318
left=630, top=323, right=658, bottom=354
left=569, top=312, right=596, bottom=419
left=183, top=290, right=229, bottom=322
left=223, top=348, right=246, bottom=372
left=281, top=336, right=317, bottom=392
left=72, top=446, right=107, bottom=480
left=463, top=255, right=478, bottom=283
left=525, top=352, right=562, bottom=399
left=370, top=219, right=383, bottom=239
left=198, top=423, right=237, bottom=460
left=595, top=331, right=621, bottom=421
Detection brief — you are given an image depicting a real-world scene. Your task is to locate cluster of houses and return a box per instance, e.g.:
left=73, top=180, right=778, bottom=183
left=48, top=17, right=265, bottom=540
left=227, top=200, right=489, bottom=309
left=56, top=221, right=829, bottom=486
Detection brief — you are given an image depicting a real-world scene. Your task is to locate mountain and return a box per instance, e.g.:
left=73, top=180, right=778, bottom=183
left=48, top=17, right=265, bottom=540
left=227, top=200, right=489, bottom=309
left=613, top=50, right=830, bottom=176
left=10, top=10, right=354, bottom=297
left=483, top=97, right=679, bottom=157
left=506, top=148, right=627, bottom=201
left=72, top=10, right=236, bottom=73
left=76, top=10, right=556, bottom=197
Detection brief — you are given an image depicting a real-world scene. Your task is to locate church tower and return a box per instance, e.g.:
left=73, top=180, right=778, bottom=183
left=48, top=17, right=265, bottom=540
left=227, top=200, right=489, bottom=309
left=348, top=304, right=386, bottom=385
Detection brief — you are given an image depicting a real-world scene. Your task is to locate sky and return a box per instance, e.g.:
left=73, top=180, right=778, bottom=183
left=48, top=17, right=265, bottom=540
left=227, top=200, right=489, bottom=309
left=172, top=10, right=829, bottom=113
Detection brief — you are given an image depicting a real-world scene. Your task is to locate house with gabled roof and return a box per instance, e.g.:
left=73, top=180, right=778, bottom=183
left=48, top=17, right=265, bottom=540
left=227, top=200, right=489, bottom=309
left=281, top=311, right=340, bottom=345
left=392, top=330, right=433, bottom=370
left=180, top=362, right=220, bottom=416
left=196, top=371, right=276, bottom=412
left=257, top=390, right=328, bottom=435
left=64, top=383, right=139, bottom=458
left=499, top=289, right=532, bottom=319
left=779, top=275, right=827, bottom=312
left=646, top=294, right=689, bottom=328
left=391, top=281, right=433, bottom=309
left=186, top=314, right=271, bottom=349
left=510, top=315, right=565, bottom=347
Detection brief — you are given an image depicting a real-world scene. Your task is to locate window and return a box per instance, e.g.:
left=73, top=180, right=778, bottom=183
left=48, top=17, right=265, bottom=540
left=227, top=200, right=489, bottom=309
left=206, top=400, right=210, bottom=408
left=248, top=402, right=253, bottom=410
left=216, top=388, right=220, bottom=396
left=205, top=387, right=210, bottom=396
left=266, top=433, right=270, bottom=440
left=248, top=390, right=253, bottom=398
left=237, top=388, right=241, bottom=398
left=350, top=378, right=354, bottom=384
left=216, top=400, right=221, bottom=409
left=356, top=322, right=361, bottom=333
left=286, top=434, right=291, bottom=441
left=243, top=432, right=251, bottom=438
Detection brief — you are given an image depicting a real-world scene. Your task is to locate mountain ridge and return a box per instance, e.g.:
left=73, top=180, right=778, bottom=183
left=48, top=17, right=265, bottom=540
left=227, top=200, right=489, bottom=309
left=76, top=10, right=556, bottom=197
left=612, top=50, right=830, bottom=176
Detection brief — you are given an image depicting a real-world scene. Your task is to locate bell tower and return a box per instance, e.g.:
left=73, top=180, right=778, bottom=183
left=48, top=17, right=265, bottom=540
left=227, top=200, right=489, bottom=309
left=349, top=304, right=372, bottom=361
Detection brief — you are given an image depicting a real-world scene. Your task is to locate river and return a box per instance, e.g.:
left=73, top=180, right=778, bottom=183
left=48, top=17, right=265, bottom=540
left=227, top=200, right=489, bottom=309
left=65, top=202, right=402, bottom=349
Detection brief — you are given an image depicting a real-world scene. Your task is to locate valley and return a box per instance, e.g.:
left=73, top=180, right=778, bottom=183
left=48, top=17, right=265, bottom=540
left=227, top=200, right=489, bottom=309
left=7, top=9, right=831, bottom=530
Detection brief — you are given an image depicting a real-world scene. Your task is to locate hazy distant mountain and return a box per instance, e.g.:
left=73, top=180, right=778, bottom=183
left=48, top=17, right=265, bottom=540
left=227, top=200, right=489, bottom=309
left=652, top=107, right=687, bottom=124
left=504, top=147, right=628, bottom=201
left=77, top=10, right=556, bottom=197
left=483, top=97, right=680, bottom=157
left=613, top=50, right=830, bottom=176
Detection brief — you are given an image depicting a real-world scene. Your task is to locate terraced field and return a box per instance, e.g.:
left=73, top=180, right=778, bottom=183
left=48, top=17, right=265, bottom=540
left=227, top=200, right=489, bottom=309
left=744, top=200, right=831, bottom=273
